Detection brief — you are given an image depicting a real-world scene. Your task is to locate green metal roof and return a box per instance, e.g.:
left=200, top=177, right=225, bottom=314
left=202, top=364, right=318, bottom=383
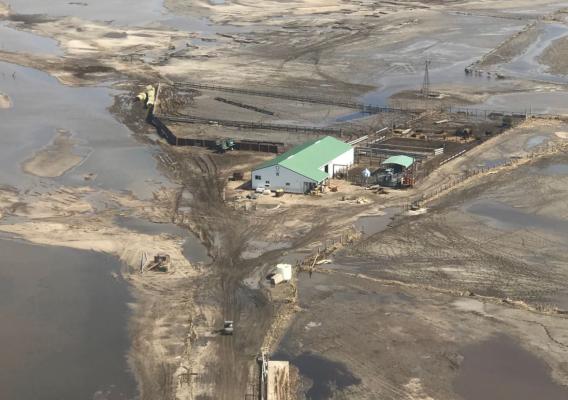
left=382, top=155, right=414, bottom=168
left=254, top=136, right=352, bottom=182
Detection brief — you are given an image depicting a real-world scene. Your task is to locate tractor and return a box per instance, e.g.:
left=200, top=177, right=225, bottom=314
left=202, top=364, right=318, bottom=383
left=216, top=138, right=235, bottom=153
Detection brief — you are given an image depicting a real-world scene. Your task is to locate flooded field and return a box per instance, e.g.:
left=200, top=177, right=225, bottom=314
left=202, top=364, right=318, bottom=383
left=454, top=335, right=568, bottom=400
left=278, top=352, right=360, bottom=400
left=499, top=23, right=568, bottom=84
left=0, top=21, right=62, bottom=55
left=363, top=14, right=525, bottom=106
left=534, top=162, right=568, bottom=175
left=466, top=199, right=568, bottom=235
left=0, top=61, right=169, bottom=198
left=2, top=0, right=568, bottom=399
left=0, top=238, right=136, bottom=400
left=4, top=0, right=165, bottom=25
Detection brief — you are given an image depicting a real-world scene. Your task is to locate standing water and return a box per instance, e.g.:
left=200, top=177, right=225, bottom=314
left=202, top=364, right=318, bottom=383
left=0, top=238, right=136, bottom=400
left=454, top=335, right=568, bottom=400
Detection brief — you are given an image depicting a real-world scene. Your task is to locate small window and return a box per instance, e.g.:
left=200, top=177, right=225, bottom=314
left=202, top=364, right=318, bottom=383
left=276, top=172, right=280, bottom=176
left=285, top=182, right=290, bottom=186
left=255, top=175, right=261, bottom=180
left=265, top=181, right=270, bottom=184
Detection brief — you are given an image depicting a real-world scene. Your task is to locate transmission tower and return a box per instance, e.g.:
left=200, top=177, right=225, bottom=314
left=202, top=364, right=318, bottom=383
left=421, top=60, right=431, bottom=99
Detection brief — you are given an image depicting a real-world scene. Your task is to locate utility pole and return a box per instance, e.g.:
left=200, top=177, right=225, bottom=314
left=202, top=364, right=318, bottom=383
left=421, top=59, right=431, bottom=99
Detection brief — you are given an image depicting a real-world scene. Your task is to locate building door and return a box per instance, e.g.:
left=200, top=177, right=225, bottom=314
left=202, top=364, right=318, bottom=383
left=303, top=182, right=315, bottom=193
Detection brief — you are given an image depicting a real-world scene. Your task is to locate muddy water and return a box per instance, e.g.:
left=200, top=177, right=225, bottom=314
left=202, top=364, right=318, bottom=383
left=0, top=61, right=169, bottom=199
left=500, top=23, right=568, bottom=84
left=5, top=0, right=164, bottom=25
left=355, top=208, right=398, bottom=236
left=5, top=0, right=248, bottom=34
left=276, top=352, right=361, bottom=399
left=0, top=238, right=136, bottom=400
left=525, top=134, right=548, bottom=149
left=454, top=335, right=568, bottom=400
left=536, top=163, right=568, bottom=175
left=466, top=200, right=568, bottom=235
left=475, top=90, right=568, bottom=114
left=0, top=21, right=62, bottom=55
left=363, top=15, right=525, bottom=106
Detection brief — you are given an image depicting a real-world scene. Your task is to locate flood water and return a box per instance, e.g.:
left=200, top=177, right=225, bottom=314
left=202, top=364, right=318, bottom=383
left=0, top=7, right=180, bottom=399
left=5, top=0, right=165, bottom=25
left=0, top=238, right=136, bottom=400
left=454, top=335, right=568, bottom=400
left=466, top=200, right=568, bottom=235
left=525, top=134, right=548, bottom=149
left=355, top=208, right=398, bottom=236
left=499, top=23, right=568, bottom=84
left=0, top=21, right=62, bottom=55
left=5, top=0, right=248, bottom=34
left=0, top=61, right=169, bottom=199
left=534, top=163, right=568, bottom=176
left=275, top=352, right=361, bottom=399
left=363, top=14, right=525, bottom=106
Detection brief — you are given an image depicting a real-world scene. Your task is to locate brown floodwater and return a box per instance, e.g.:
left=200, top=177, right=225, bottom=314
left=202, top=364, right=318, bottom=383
left=0, top=238, right=137, bottom=400
left=355, top=207, right=398, bottom=236
left=454, top=335, right=568, bottom=400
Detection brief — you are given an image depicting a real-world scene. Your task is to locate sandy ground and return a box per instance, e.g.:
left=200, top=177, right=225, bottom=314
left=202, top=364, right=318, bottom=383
left=0, top=92, right=11, bottom=108
left=21, top=129, right=85, bottom=177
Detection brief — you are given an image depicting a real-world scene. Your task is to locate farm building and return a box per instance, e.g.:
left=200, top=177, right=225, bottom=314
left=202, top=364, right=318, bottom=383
left=375, top=155, right=416, bottom=187
left=251, top=136, right=354, bottom=193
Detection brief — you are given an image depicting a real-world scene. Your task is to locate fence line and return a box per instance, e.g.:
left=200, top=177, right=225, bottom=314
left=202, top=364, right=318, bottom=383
left=158, top=114, right=347, bottom=136
left=410, top=141, right=568, bottom=206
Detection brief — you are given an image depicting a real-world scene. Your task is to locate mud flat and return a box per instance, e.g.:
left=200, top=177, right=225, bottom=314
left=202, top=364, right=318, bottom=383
left=275, top=135, right=568, bottom=398
left=0, top=238, right=136, bottom=400
left=21, top=129, right=86, bottom=177
left=539, top=35, right=568, bottom=75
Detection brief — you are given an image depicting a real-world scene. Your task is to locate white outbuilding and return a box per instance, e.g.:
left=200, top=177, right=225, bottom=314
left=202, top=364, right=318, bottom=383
left=251, top=136, right=354, bottom=193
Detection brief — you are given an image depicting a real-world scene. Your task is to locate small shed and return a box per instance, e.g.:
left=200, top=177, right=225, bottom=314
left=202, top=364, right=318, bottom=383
left=382, top=155, right=415, bottom=172
left=251, top=136, right=354, bottom=193
left=377, top=155, right=416, bottom=187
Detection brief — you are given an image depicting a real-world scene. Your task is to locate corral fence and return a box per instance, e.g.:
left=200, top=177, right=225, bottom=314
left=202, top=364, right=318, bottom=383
left=173, top=81, right=418, bottom=115
left=148, top=106, right=286, bottom=153
left=408, top=141, right=568, bottom=206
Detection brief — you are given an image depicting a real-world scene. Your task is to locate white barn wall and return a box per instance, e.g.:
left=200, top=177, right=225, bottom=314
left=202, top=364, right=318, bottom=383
left=319, top=148, right=354, bottom=178
left=251, top=165, right=317, bottom=194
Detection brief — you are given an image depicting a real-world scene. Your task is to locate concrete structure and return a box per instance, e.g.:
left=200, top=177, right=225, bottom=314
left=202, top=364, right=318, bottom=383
left=251, top=136, right=354, bottom=193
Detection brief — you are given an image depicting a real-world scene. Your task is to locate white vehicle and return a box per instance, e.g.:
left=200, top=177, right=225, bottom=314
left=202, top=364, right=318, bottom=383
left=223, top=321, right=234, bottom=335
